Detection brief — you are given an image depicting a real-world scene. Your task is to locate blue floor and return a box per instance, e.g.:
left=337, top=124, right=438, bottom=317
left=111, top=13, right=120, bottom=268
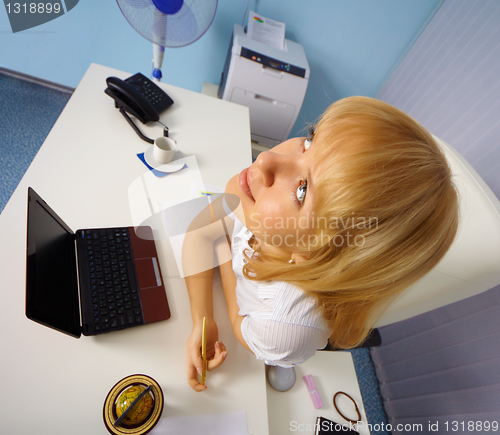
left=0, top=69, right=72, bottom=214
left=347, top=348, right=390, bottom=435
left=0, top=69, right=389, bottom=434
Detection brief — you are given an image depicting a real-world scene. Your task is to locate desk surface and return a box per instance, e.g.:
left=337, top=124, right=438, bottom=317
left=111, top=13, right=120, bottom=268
left=0, top=63, right=268, bottom=434
left=0, top=63, right=369, bottom=435
left=267, top=351, right=370, bottom=435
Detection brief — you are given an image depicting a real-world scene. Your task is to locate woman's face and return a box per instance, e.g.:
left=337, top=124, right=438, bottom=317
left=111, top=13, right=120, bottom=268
left=226, top=134, right=322, bottom=255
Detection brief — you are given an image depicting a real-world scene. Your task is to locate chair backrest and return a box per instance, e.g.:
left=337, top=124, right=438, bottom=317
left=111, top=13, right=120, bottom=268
left=376, top=136, right=500, bottom=327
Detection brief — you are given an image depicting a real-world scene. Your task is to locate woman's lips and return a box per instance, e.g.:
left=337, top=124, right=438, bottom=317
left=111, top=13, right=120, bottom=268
left=239, top=167, right=255, bottom=201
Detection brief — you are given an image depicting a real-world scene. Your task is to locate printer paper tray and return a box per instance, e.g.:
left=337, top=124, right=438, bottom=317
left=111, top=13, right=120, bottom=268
left=230, top=87, right=296, bottom=143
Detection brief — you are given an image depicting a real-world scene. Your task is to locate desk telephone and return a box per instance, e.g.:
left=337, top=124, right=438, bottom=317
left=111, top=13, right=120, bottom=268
left=105, top=73, right=173, bottom=144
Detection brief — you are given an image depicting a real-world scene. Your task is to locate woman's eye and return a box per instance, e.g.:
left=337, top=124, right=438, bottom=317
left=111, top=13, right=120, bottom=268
left=296, top=181, right=307, bottom=205
left=304, top=127, right=315, bottom=150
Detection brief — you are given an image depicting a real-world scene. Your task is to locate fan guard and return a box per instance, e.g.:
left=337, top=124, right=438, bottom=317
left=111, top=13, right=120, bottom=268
left=116, top=0, right=218, bottom=48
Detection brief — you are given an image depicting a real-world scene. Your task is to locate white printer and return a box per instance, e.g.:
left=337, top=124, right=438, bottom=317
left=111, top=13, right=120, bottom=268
left=218, top=24, right=310, bottom=147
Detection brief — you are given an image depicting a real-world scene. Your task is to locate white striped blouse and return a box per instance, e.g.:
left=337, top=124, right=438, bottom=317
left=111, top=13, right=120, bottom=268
left=231, top=218, right=330, bottom=367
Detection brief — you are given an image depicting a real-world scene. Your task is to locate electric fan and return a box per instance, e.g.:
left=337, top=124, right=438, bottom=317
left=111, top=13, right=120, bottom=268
left=116, top=0, right=218, bottom=81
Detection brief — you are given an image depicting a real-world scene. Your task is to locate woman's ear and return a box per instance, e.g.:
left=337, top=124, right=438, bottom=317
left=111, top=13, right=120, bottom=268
left=291, top=252, right=308, bottom=264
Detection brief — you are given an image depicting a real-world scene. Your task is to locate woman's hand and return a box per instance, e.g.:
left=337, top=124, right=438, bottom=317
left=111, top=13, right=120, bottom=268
left=186, top=316, right=227, bottom=392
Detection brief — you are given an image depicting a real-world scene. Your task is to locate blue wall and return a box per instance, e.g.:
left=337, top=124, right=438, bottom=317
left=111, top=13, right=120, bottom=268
left=0, top=0, right=443, bottom=138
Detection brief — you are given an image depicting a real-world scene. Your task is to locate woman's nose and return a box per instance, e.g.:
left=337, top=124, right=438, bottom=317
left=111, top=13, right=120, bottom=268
left=256, top=151, right=286, bottom=187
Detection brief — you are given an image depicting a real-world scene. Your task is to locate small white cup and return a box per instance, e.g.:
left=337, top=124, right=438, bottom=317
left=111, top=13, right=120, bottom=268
left=153, top=137, right=176, bottom=164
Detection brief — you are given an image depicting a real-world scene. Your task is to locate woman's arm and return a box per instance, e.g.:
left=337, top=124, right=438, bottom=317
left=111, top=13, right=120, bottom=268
left=182, top=196, right=235, bottom=391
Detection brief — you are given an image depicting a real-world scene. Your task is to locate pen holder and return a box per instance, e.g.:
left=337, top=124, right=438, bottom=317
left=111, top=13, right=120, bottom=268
left=303, top=374, right=323, bottom=409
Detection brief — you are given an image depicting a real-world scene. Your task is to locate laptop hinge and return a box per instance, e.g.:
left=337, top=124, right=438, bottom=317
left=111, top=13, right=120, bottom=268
left=73, top=233, right=85, bottom=333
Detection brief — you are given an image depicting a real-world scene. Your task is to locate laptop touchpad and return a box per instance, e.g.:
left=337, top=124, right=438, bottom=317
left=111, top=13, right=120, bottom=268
left=135, top=257, right=162, bottom=289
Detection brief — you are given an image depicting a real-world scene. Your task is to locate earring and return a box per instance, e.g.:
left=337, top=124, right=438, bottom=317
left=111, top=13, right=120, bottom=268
left=288, top=259, right=295, bottom=264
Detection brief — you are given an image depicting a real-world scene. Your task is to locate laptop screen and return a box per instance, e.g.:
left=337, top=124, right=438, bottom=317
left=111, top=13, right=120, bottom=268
left=26, top=188, right=81, bottom=338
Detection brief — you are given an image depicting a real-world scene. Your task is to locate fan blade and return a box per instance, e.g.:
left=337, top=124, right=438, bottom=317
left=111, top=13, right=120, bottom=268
left=116, top=0, right=217, bottom=48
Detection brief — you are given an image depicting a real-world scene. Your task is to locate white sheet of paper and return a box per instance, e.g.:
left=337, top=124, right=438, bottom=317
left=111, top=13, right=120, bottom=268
left=161, top=184, right=225, bottom=278
left=128, top=155, right=204, bottom=228
left=247, top=10, right=286, bottom=50
left=149, top=411, right=249, bottom=435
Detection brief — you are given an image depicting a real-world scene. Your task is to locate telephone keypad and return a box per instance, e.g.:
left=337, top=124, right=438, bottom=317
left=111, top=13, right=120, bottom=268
left=125, top=73, right=173, bottom=113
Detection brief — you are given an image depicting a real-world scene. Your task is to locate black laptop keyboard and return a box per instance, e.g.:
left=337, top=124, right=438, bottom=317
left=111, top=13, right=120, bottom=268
left=80, top=228, right=143, bottom=333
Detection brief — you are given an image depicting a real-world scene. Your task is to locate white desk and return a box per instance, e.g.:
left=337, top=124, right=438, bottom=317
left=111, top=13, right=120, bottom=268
left=0, top=63, right=369, bottom=435
left=0, top=63, right=267, bottom=435
left=267, top=352, right=370, bottom=435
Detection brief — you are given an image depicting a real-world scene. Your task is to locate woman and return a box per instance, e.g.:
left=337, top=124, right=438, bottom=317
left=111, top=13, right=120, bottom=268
left=183, top=96, right=459, bottom=391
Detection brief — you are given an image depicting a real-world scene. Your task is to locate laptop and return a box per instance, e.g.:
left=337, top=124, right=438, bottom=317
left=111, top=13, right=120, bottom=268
left=26, top=187, right=171, bottom=338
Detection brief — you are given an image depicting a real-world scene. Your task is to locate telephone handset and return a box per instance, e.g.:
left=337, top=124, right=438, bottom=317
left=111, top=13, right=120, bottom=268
left=105, top=73, right=174, bottom=143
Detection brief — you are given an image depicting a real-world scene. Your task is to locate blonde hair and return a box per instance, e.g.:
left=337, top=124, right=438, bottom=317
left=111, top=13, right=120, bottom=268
left=243, top=96, right=459, bottom=349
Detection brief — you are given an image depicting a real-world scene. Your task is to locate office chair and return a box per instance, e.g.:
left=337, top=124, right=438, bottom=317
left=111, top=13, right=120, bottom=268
left=375, top=136, right=500, bottom=328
